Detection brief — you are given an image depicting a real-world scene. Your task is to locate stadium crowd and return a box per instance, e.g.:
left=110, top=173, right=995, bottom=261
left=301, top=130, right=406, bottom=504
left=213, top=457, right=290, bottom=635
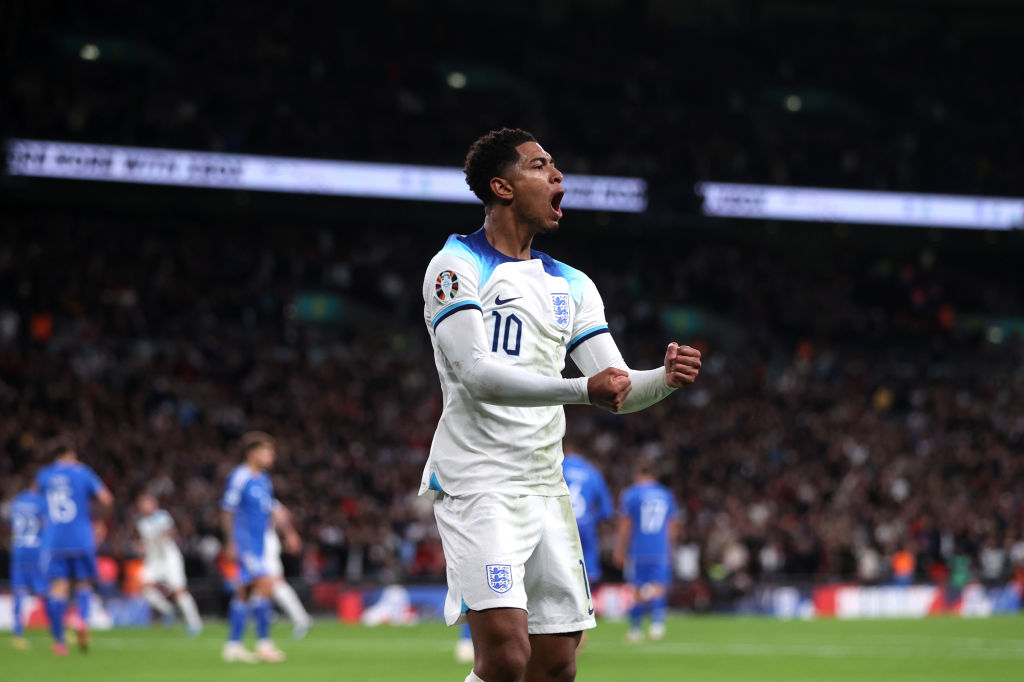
left=7, top=0, right=1022, bottom=208
left=1, top=207, right=1022, bottom=607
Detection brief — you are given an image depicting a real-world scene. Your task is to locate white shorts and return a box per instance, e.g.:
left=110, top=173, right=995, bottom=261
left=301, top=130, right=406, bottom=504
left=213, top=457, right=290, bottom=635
left=433, top=492, right=596, bottom=635
left=141, top=553, right=187, bottom=592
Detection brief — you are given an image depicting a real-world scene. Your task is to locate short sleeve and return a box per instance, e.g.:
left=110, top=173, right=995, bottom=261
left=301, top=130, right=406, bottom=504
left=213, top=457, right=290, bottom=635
left=222, top=471, right=244, bottom=511
left=567, top=272, right=610, bottom=354
left=423, top=247, right=482, bottom=333
left=87, top=469, right=105, bottom=498
left=156, top=510, right=174, bottom=532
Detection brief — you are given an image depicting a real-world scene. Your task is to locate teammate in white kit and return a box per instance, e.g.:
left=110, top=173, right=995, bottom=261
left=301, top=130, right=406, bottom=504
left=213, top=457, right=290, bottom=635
left=135, top=494, right=203, bottom=636
left=263, top=500, right=312, bottom=639
left=421, top=128, right=702, bottom=682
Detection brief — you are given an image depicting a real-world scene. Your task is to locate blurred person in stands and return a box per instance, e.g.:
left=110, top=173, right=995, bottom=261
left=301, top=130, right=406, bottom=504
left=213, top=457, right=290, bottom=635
left=615, top=459, right=679, bottom=642
left=135, top=493, right=203, bottom=636
left=36, top=440, right=113, bottom=655
left=420, top=128, right=701, bottom=682
left=892, top=543, right=916, bottom=586
left=6, top=482, right=49, bottom=650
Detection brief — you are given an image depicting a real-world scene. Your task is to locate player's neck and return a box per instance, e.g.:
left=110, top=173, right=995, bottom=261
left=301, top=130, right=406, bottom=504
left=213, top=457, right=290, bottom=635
left=245, top=461, right=264, bottom=475
left=483, top=212, right=535, bottom=260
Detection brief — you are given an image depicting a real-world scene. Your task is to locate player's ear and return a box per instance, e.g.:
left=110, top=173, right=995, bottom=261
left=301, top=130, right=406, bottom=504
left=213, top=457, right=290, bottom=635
left=490, top=175, right=514, bottom=202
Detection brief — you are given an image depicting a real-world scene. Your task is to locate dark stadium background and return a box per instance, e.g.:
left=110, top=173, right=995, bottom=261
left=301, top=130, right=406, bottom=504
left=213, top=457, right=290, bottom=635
left=2, top=0, right=1022, bottom=617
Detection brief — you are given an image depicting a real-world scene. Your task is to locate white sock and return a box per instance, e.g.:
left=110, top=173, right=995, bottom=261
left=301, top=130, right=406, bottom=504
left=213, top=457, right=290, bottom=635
left=465, top=672, right=485, bottom=682
left=143, top=587, right=174, bottom=616
left=273, top=580, right=310, bottom=625
left=175, top=592, right=202, bottom=630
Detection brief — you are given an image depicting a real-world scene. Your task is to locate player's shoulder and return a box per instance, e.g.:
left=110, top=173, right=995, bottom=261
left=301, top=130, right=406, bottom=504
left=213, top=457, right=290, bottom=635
left=654, top=482, right=674, bottom=497
left=226, top=464, right=252, bottom=487
left=531, top=250, right=593, bottom=305
left=428, top=231, right=485, bottom=270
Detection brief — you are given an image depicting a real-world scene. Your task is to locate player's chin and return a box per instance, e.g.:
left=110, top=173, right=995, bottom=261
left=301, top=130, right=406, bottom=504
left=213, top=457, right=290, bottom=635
left=538, top=217, right=561, bottom=233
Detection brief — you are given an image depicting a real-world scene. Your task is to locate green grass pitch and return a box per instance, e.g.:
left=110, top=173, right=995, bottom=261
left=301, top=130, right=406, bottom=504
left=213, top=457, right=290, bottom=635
left=5, top=615, right=1023, bottom=681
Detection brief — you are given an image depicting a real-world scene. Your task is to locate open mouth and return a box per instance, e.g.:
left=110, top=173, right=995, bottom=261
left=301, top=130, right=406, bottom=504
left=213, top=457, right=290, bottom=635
left=551, top=191, right=564, bottom=218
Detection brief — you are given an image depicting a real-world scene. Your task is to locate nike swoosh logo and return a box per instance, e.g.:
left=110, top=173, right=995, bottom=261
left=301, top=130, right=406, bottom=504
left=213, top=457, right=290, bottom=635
left=588, top=607, right=595, bottom=615
left=494, top=295, right=521, bottom=305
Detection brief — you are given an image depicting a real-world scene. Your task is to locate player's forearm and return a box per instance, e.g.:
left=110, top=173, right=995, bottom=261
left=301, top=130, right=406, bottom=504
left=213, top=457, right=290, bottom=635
left=617, top=367, right=676, bottom=414
left=220, top=510, right=235, bottom=545
left=460, top=354, right=590, bottom=406
left=571, top=333, right=674, bottom=413
left=437, top=309, right=590, bottom=406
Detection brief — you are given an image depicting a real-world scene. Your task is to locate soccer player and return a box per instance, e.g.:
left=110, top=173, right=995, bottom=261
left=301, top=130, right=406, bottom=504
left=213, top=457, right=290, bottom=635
left=36, top=441, right=113, bottom=655
left=7, top=484, right=48, bottom=650
left=614, top=459, right=679, bottom=642
left=221, top=431, right=286, bottom=663
left=420, top=128, right=701, bottom=682
left=135, top=493, right=203, bottom=635
left=562, top=449, right=614, bottom=587
left=264, top=500, right=312, bottom=639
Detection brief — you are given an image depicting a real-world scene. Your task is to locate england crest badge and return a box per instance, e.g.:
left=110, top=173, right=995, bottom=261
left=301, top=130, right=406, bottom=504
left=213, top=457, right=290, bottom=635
left=486, top=564, right=513, bottom=594
left=551, top=293, right=570, bottom=330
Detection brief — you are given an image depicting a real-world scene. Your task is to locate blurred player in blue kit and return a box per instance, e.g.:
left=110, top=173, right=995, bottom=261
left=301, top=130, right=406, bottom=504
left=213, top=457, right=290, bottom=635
left=220, top=431, right=286, bottom=663
left=562, top=448, right=613, bottom=649
left=615, top=459, right=678, bottom=642
left=562, top=449, right=614, bottom=587
left=7, top=483, right=48, bottom=650
left=35, top=441, right=113, bottom=655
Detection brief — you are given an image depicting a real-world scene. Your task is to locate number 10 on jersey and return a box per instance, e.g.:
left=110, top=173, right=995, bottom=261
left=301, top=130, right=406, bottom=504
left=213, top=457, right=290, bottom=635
left=491, top=312, right=522, bottom=356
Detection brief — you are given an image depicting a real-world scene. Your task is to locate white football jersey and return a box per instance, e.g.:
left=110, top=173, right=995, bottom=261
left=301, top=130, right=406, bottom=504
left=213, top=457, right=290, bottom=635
left=420, top=228, right=610, bottom=498
left=137, top=509, right=181, bottom=564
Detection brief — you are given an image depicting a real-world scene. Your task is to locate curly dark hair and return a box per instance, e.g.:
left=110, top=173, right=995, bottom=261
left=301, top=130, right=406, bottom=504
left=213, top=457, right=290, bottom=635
left=463, top=128, right=537, bottom=205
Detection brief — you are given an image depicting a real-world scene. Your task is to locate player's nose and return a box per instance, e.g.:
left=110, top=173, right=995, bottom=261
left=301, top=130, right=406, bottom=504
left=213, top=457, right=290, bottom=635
left=550, top=166, right=563, bottom=184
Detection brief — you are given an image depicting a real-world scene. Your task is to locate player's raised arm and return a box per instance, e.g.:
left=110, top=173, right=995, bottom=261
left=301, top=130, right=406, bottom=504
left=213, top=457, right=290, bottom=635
left=570, top=333, right=701, bottom=414
left=433, top=294, right=632, bottom=410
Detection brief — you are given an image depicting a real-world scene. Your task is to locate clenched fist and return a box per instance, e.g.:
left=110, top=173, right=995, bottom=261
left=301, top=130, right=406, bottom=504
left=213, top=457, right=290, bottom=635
left=588, top=367, right=632, bottom=412
left=664, top=342, right=701, bottom=388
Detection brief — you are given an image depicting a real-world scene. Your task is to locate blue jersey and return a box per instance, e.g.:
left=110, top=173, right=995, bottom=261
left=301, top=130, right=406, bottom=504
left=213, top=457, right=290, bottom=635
left=36, top=462, right=104, bottom=553
left=221, top=465, right=273, bottom=556
left=620, top=481, right=677, bottom=562
left=562, top=454, right=613, bottom=579
left=9, top=490, right=46, bottom=563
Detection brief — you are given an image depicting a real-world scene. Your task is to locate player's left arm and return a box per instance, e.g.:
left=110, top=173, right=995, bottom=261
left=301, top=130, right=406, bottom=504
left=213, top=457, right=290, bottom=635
left=614, top=514, right=632, bottom=570
left=89, top=470, right=114, bottom=514
left=568, top=273, right=700, bottom=414
left=571, top=333, right=700, bottom=414
left=272, top=501, right=302, bottom=554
